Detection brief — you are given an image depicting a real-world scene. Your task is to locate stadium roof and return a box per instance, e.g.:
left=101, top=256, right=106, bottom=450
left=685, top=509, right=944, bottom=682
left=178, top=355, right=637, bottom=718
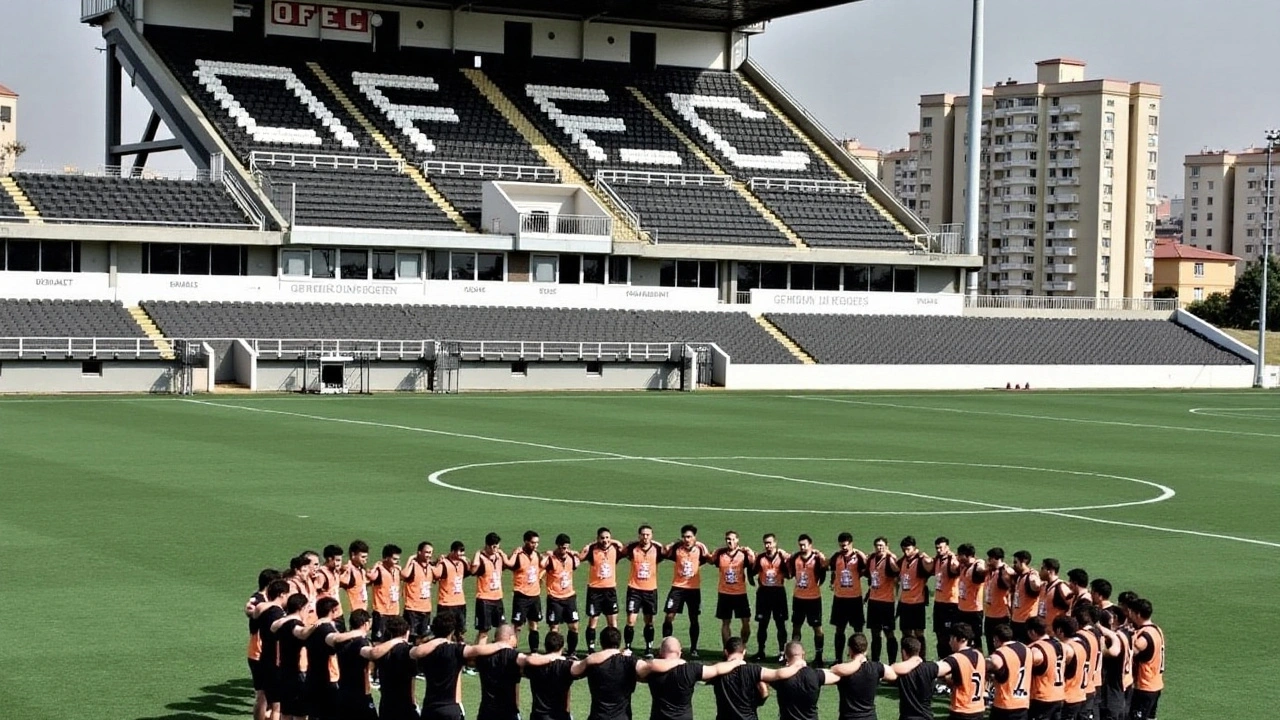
left=377, top=0, right=863, bottom=30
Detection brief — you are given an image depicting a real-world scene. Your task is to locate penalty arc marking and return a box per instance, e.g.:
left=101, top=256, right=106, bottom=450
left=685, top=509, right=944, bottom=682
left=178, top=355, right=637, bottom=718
left=427, top=455, right=1175, bottom=516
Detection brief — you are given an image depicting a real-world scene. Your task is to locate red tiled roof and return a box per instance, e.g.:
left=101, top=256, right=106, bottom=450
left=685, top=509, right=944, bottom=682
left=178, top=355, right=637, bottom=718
left=0, top=83, right=16, bottom=97
left=1153, top=240, right=1239, bottom=262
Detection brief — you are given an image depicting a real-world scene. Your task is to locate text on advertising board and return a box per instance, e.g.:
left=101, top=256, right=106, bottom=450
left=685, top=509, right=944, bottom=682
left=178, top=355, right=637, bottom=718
left=271, top=1, right=369, bottom=31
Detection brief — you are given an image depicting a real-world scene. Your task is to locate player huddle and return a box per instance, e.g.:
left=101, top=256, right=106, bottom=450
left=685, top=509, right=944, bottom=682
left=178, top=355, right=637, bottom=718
left=244, top=525, right=1165, bottom=720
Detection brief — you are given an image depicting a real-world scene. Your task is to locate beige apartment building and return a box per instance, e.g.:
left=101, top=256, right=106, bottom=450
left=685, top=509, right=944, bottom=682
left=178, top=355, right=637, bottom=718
left=909, top=59, right=1160, bottom=298
left=1152, top=237, right=1238, bottom=305
left=0, top=84, right=17, bottom=167
left=1184, top=148, right=1275, bottom=263
left=879, top=132, right=920, bottom=213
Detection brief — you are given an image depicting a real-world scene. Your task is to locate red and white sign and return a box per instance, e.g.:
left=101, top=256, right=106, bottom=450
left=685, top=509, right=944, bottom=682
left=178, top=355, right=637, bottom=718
left=271, top=1, right=369, bottom=32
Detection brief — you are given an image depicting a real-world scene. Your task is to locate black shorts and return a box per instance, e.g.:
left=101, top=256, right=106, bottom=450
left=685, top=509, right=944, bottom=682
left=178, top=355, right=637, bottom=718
left=791, top=597, right=823, bottom=627
left=664, top=588, right=702, bottom=616
left=404, top=609, right=433, bottom=639
left=954, top=610, right=983, bottom=635
left=438, top=604, right=467, bottom=633
left=306, top=680, right=339, bottom=720
left=626, top=587, right=658, bottom=617
left=371, top=611, right=389, bottom=642
left=898, top=602, right=927, bottom=632
left=1100, top=686, right=1130, bottom=720
left=1059, top=701, right=1083, bottom=720
left=586, top=588, right=618, bottom=618
left=278, top=671, right=308, bottom=717
left=546, top=596, right=580, bottom=625
left=1029, top=699, right=1063, bottom=720
left=984, top=616, right=1012, bottom=639
left=989, top=709, right=1029, bottom=720
left=1011, top=621, right=1030, bottom=643
left=933, top=602, right=957, bottom=633
left=830, top=596, right=865, bottom=630
left=755, top=587, right=787, bottom=623
left=866, top=600, right=896, bottom=631
left=1129, top=690, right=1160, bottom=720
left=715, top=593, right=750, bottom=620
left=339, top=690, right=379, bottom=720
left=512, top=593, right=543, bottom=625
left=248, top=657, right=271, bottom=692
left=475, top=598, right=506, bottom=632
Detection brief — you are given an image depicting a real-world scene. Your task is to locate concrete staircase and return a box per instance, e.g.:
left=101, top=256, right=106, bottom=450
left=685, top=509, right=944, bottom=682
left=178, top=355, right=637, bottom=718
left=627, top=87, right=807, bottom=250
left=754, top=315, right=816, bottom=365
left=127, top=305, right=175, bottom=360
left=737, top=74, right=914, bottom=238
left=306, top=62, right=473, bottom=233
left=461, top=69, right=648, bottom=244
left=0, top=176, right=42, bottom=223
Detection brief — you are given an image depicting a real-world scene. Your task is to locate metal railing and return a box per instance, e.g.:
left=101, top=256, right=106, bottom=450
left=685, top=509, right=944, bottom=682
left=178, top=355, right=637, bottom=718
left=249, top=151, right=402, bottom=173
left=255, top=171, right=297, bottom=227
left=28, top=216, right=258, bottom=229
left=518, top=213, right=612, bottom=237
left=450, top=341, right=676, bottom=362
left=247, top=339, right=433, bottom=360
left=595, top=170, right=731, bottom=188
left=222, top=170, right=266, bottom=230
left=421, top=161, right=559, bottom=181
left=81, top=0, right=131, bottom=22
left=14, top=164, right=212, bottom=182
left=0, top=337, right=167, bottom=359
left=965, top=296, right=1178, bottom=312
left=747, top=177, right=866, bottom=194
left=592, top=177, right=642, bottom=231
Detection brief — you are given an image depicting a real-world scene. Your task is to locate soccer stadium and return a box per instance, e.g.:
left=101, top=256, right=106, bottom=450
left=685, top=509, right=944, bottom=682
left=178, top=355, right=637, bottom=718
left=1, top=1, right=1277, bottom=719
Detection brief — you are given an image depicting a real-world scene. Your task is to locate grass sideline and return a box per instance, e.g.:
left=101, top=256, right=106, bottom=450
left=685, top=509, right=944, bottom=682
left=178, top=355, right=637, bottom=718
left=1, top=389, right=1278, bottom=719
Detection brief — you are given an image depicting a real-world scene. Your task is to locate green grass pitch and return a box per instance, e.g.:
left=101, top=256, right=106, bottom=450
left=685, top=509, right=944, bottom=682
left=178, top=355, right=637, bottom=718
left=2, top=389, right=1278, bottom=719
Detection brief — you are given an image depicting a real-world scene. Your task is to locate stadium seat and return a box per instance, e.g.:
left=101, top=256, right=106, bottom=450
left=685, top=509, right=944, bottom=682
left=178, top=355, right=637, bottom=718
left=10, top=173, right=253, bottom=226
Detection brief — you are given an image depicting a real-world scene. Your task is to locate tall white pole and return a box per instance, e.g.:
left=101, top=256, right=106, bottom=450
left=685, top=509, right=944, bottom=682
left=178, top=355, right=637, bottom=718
left=964, top=0, right=985, bottom=297
left=1258, top=130, right=1277, bottom=388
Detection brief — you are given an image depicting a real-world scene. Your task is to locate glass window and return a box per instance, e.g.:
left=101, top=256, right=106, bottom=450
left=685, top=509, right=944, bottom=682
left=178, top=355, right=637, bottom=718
left=698, top=261, right=716, bottom=289
left=477, top=252, right=504, bottom=281
left=790, top=264, right=815, bottom=290
left=150, top=244, right=180, bottom=275
left=372, top=251, right=396, bottom=280
left=397, top=252, right=421, bottom=280
left=760, top=263, right=787, bottom=289
left=869, top=265, right=894, bottom=292
left=532, top=255, right=557, bottom=283
left=340, top=249, right=368, bottom=280
left=7, top=240, right=39, bottom=272
left=608, top=256, right=629, bottom=284
left=737, top=262, right=760, bottom=291
left=893, top=267, right=918, bottom=292
left=560, top=254, right=581, bottom=284
left=181, top=245, right=210, bottom=275
left=211, top=245, right=244, bottom=276
left=312, top=248, right=336, bottom=279
left=41, top=241, right=74, bottom=273
left=676, top=260, right=700, bottom=287
left=660, top=260, right=676, bottom=286
left=282, top=249, right=309, bottom=277
left=844, top=265, right=870, bottom=291
left=451, top=252, right=476, bottom=281
left=582, top=254, right=605, bottom=284
left=814, top=264, right=841, bottom=291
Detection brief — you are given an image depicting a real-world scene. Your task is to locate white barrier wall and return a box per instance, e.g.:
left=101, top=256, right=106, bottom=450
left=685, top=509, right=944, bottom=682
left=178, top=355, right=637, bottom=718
left=724, top=363, right=1256, bottom=391
left=0, top=361, right=176, bottom=393
left=749, top=289, right=964, bottom=316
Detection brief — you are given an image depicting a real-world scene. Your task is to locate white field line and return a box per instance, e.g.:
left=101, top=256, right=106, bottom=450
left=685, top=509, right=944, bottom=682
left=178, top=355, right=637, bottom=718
left=181, top=399, right=1280, bottom=549
left=789, top=396, right=1280, bottom=440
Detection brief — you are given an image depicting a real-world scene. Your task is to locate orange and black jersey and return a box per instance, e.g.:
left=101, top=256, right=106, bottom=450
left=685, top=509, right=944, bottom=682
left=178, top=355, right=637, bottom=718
left=933, top=554, right=962, bottom=605
left=788, top=553, right=826, bottom=600
left=1103, top=627, right=1135, bottom=692
left=246, top=592, right=267, bottom=661
left=752, top=552, right=789, bottom=589
left=991, top=641, right=1031, bottom=710
left=940, top=648, right=986, bottom=716
left=623, top=542, right=663, bottom=591
left=1133, top=623, right=1165, bottom=692
left=897, top=554, right=932, bottom=605
left=1031, top=637, right=1066, bottom=703
left=1011, top=571, right=1041, bottom=622
left=1038, top=579, right=1072, bottom=625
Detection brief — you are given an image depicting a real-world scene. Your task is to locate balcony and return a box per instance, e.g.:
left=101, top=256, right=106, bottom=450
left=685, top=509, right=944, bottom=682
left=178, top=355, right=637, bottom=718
left=995, top=244, right=1033, bottom=255
left=1050, top=140, right=1080, bottom=151
left=1050, top=159, right=1081, bottom=169
left=1000, top=176, right=1038, bottom=187
left=1042, top=281, right=1077, bottom=292
left=1045, top=263, right=1077, bottom=274
left=1005, top=210, right=1037, bottom=220
left=1048, top=177, right=1081, bottom=186
left=1045, top=211, right=1079, bottom=222
left=1004, top=192, right=1037, bottom=202
left=1005, top=228, right=1037, bottom=237
left=1008, top=122, right=1039, bottom=133
left=1008, top=157, right=1039, bottom=168
left=1052, top=193, right=1080, bottom=204
left=1000, top=262, right=1035, bottom=272
left=1050, top=246, right=1078, bottom=257
left=1003, top=278, right=1035, bottom=289
left=1052, top=121, right=1082, bottom=132
left=1006, top=141, right=1039, bottom=151
left=1047, top=228, right=1077, bottom=239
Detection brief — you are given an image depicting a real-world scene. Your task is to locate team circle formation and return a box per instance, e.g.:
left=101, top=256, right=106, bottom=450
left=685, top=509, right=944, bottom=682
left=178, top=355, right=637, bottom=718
left=247, top=525, right=1166, bottom=720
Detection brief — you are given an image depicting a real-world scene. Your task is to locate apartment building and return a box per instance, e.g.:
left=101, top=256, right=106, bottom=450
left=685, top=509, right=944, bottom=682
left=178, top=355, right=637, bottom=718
left=910, top=59, right=1161, bottom=298
left=1184, top=148, right=1276, bottom=263
left=879, top=132, right=920, bottom=212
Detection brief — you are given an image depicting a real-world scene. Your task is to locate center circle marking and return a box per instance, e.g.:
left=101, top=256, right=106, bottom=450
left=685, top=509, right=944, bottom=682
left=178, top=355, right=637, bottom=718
left=427, top=456, right=1175, bottom=516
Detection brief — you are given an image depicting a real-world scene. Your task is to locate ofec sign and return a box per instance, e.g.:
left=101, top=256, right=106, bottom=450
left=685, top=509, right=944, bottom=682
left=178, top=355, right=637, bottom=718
left=270, top=1, right=370, bottom=32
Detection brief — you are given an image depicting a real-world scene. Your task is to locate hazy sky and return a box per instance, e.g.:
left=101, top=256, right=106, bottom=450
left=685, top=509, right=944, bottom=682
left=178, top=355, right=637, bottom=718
left=1, top=0, right=1277, bottom=195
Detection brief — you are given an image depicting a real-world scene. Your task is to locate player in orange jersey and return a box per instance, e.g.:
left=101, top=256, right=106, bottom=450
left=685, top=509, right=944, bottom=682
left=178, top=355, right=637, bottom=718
left=711, top=530, right=755, bottom=650
left=471, top=531, right=509, bottom=643
left=544, top=533, right=582, bottom=657
left=246, top=568, right=282, bottom=720
left=935, top=622, right=987, bottom=720
left=284, top=552, right=320, bottom=619
left=510, top=530, right=545, bottom=652
left=623, top=524, right=665, bottom=657
left=788, top=533, right=827, bottom=666
left=1026, top=617, right=1070, bottom=720
left=581, top=526, right=624, bottom=652
left=954, top=544, right=986, bottom=637
left=751, top=532, right=790, bottom=662
left=1010, top=550, right=1042, bottom=643
left=828, top=532, right=868, bottom=667
left=987, top=623, right=1032, bottom=720
left=983, top=547, right=1016, bottom=654
left=368, top=544, right=403, bottom=644
left=1072, top=603, right=1105, bottom=720
left=1038, top=559, right=1072, bottom=630
left=340, top=540, right=371, bottom=620
left=932, top=536, right=962, bottom=661
left=1053, top=616, right=1088, bottom=720
left=1066, top=569, right=1091, bottom=612
left=896, top=536, right=934, bottom=664
left=435, top=540, right=470, bottom=631
left=663, top=524, right=711, bottom=656
left=401, top=541, right=436, bottom=642
left=865, top=536, right=900, bottom=665
left=1096, top=604, right=1133, bottom=720
left=1127, top=598, right=1163, bottom=720
left=316, top=545, right=344, bottom=604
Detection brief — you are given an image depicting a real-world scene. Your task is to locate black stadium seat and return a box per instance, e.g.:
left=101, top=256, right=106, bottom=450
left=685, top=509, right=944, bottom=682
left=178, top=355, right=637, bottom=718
left=11, top=173, right=252, bottom=227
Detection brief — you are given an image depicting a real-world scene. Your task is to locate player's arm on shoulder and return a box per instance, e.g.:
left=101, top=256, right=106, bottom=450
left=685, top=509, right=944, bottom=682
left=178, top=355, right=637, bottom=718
left=365, top=637, right=406, bottom=660
left=523, top=652, right=559, bottom=667
left=701, top=657, right=743, bottom=680
left=821, top=669, right=842, bottom=685
left=326, top=629, right=365, bottom=646
left=881, top=663, right=898, bottom=682
left=569, top=658, right=589, bottom=677
left=465, top=641, right=508, bottom=659
left=1098, top=626, right=1121, bottom=657
left=936, top=658, right=954, bottom=679
left=760, top=663, right=803, bottom=683
left=987, top=651, right=1004, bottom=672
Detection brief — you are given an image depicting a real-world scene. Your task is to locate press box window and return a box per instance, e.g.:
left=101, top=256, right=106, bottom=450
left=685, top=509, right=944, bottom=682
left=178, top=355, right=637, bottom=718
left=81, top=360, right=103, bottom=377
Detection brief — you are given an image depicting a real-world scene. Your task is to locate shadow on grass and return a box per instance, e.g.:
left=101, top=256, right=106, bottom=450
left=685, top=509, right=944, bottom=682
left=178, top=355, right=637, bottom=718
left=134, top=678, right=255, bottom=720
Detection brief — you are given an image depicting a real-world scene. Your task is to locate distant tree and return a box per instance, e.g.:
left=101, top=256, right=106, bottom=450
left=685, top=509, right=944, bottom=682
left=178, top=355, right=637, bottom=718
left=1186, top=292, right=1231, bottom=327
left=1226, top=257, right=1280, bottom=330
left=0, top=140, right=24, bottom=174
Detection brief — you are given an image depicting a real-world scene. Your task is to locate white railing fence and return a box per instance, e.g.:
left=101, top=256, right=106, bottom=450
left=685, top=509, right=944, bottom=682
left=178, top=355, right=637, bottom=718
left=595, top=170, right=731, bottom=188
left=249, top=151, right=402, bottom=173
left=748, top=177, right=866, bottom=194
left=0, top=337, right=167, bottom=359
left=247, top=339, right=433, bottom=360
left=592, top=176, right=642, bottom=231
left=965, top=295, right=1178, bottom=312
left=421, top=161, right=559, bottom=181
left=222, top=170, right=266, bottom=230
left=449, top=341, right=677, bottom=362
left=519, top=213, right=612, bottom=237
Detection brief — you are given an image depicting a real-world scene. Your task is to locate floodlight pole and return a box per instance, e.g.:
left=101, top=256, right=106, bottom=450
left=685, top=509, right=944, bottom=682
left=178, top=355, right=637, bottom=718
left=1258, top=130, right=1278, bottom=388
left=963, top=0, right=985, bottom=297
